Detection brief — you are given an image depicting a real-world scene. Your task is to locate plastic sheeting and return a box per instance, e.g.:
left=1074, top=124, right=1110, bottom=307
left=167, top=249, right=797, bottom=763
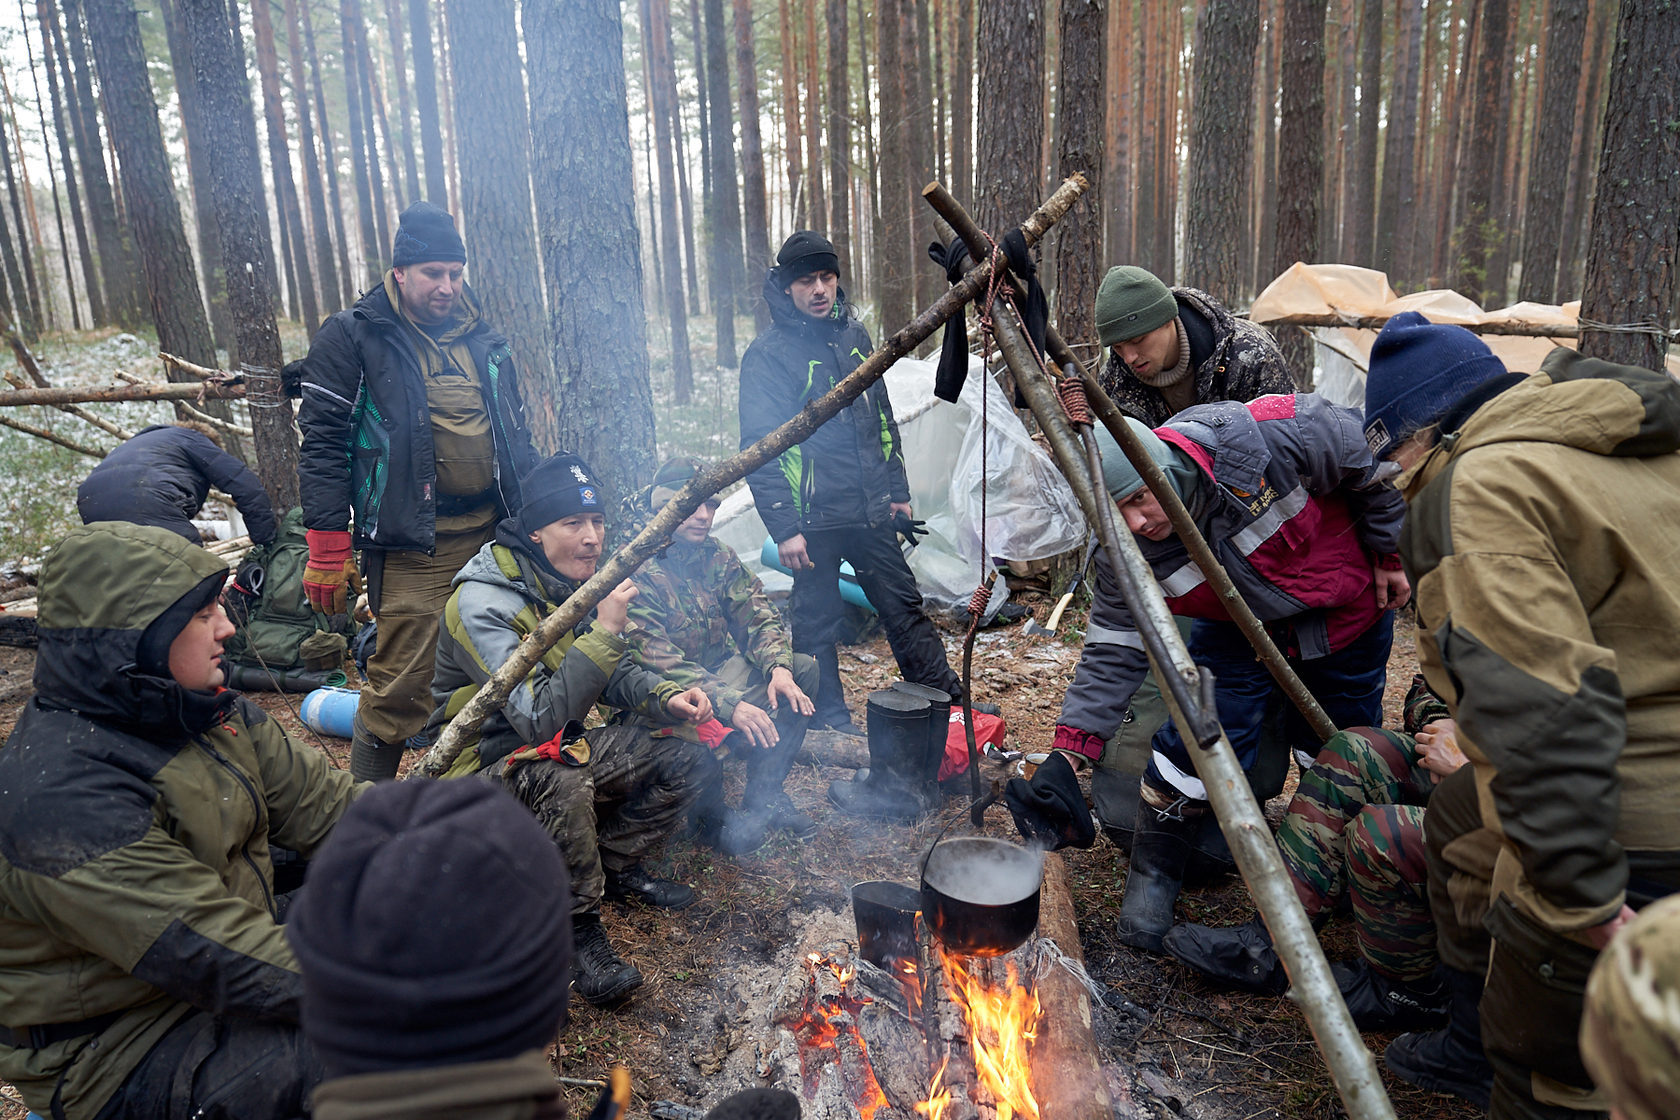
left=709, top=353, right=1087, bottom=619
left=1249, top=263, right=1680, bottom=407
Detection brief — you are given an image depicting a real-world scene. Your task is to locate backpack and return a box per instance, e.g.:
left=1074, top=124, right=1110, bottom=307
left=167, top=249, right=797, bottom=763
left=222, top=507, right=355, bottom=672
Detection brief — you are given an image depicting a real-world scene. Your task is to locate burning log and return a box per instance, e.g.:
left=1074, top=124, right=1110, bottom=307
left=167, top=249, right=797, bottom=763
left=915, top=932, right=981, bottom=1120
left=1026, top=856, right=1110, bottom=1120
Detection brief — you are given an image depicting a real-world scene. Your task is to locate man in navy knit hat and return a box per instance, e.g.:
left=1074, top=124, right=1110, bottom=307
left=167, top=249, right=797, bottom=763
left=295, top=201, right=539, bottom=783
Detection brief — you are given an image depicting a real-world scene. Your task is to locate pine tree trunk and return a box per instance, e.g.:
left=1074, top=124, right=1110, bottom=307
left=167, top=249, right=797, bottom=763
left=667, top=18, right=702, bottom=318
left=1253, top=0, right=1281, bottom=291
left=777, top=0, right=804, bottom=227
left=932, top=0, right=946, bottom=183
left=1431, top=0, right=1477, bottom=284
left=803, top=0, right=825, bottom=234
left=1556, top=0, right=1608, bottom=299
left=825, top=0, right=850, bottom=282
left=1185, top=0, right=1258, bottom=307
left=339, top=1, right=381, bottom=283
left=1052, top=0, right=1104, bottom=347
left=1407, top=0, right=1447, bottom=285
left=250, top=0, right=318, bottom=330
left=522, top=0, right=658, bottom=510
left=381, top=0, right=421, bottom=203
left=409, top=0, right=447, bottom=202
left=1577, top=0, right=1678, bottom=371
left=876, top=0, right=914, bottom=330
left=951, top=0, right=972, bottom=206
left=1482, top=0, right=1526, bottom=307
left=1151, top=4, right=1180, bottom=282
left=0, top=86, right=42, bottom=338
left=975, top=0, right=1045, bottom=235
left=1273, top=0, right=1325, bottom=386
left=645, top=0, right=695, bottom=402
left=1104, top=0, right=1131, bottom=266
left=58, top=0, right=140, bottom=326
left=355, top=22, right=394, bottom=250
left=23, top=6, right=83, bottom=330
left=705, top=0, right=742, bottom=363
left=734, top=0, right=772, bottom=329
left=905, top=0, right=939, bottom=315
left=1452, top=0, right=1509, bottom=303
left=1517, top=0, right=1585, bottom=302
left=85, top=0, right=216, bottom=366
left=855, top=0, right=879, bottom=302
left=443, top=0, right=555, bottom=449
left=299, top=0, right=355, bottom=302
left=176, top=0, right=298, bottom=510
left=37, top=0, right=103, bottom=325
left=283, top=0, right=341, bottom=314
left=1339, top=0, right=1379, bottom=267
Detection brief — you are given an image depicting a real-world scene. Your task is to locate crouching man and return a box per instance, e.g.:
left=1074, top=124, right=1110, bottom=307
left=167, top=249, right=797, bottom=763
left=1055, top=395, right=1407, bottom=953
left=427, top=453, right=716, bottom=1007
left=0, top=522, right=361, bottom=1120
left=627, top=457, right=821, bottom=854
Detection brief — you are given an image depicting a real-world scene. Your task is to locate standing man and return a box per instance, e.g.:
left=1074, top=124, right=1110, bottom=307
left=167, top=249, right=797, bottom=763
left=1055, top=396, right=1408, bottom=952
left=627, top=456, right=822, bottom=851
left=1363, top=315, right=1680, bottom=1118
left=296, top=201, right=539, bottom=781
left=1094, top=265, right=1298, bottom=426
left=739, top=231, right=963, bottom=760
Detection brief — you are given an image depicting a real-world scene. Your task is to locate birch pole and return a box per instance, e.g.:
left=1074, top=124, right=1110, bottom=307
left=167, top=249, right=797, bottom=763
left=413, top=173, right=1091, bottom=778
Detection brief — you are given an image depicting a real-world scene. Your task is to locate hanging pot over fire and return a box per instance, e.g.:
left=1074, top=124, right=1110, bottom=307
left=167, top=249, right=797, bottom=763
left=920, top=836, right=1044, bottom=957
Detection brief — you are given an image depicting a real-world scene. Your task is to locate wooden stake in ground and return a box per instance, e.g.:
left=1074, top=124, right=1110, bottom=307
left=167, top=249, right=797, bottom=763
left=414, top=173, right=1090, bottom=778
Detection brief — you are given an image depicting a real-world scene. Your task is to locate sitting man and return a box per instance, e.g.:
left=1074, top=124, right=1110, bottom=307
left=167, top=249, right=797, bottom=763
left=287, top=779, right=575, bottom=1120
left=627, top=456, right=821, bottom=853
left=1163, top=678, right=1468, bottom=1031
left=0, top=522, right=361, bottom=1120
left=1054, top=395, right=1407, bottom=953
left=77, top=420, right=278, bottom=545
left=426, top=452, right=716, bottom=1007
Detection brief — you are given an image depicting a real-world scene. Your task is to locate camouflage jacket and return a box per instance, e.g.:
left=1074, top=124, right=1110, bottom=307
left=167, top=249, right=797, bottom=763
left=1097, top=287, right=1297, bottom=426
left=627, top=537, right=794, bottom=721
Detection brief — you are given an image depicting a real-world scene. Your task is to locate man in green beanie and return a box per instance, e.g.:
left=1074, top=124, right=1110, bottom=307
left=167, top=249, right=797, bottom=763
left=1093, top=266, right=1296, bottom=427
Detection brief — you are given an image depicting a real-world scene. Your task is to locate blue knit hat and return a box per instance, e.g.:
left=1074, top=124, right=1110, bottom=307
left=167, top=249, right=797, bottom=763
left=1363, top=312, right=1507, bottom=459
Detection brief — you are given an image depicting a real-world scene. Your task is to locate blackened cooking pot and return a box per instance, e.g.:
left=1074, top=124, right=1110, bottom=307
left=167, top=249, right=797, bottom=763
left=851, top=880, right=923, bottom=967
left=919, top=836, right=1044, bottom=957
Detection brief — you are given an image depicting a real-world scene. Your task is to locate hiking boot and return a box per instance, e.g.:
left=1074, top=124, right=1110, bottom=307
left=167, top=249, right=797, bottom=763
left=604, top=865, right=695, bottom=909
left=1162, top=916, right=1288, bottom=994
left=1116, top=790, right=1200, bottom=953
left=1331, top=958, right=1446, bottom=1033
left=757, top=790, right=819, bottom=839
left=1383, top=965, right=1493, bottom=1109
left=349, top=715, right=403, bottom=781
left=571, top=917, right=643, bottom=1005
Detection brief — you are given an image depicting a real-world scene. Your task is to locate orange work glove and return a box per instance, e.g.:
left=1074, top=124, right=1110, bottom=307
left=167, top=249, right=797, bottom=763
left=303, top=529, right=355, bottom=615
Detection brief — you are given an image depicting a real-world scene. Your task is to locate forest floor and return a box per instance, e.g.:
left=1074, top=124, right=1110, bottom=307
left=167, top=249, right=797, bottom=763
left=0, top=596, right=1478, bottom=1120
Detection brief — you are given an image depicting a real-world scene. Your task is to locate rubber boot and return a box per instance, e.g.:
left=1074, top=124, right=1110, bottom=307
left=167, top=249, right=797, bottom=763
left=1383, top=965, right=1494, bottom=1109
left=349, top=714, right=403, bottom=781
left=744, top=717, right=817, bottom=838
left=828, top=693, right=931, bottom=820
left=1116, top=789, right=1200, bottom=953
left=571, top=914, right=643, bottom=1005
left=810, top=645, right=862, bottom=735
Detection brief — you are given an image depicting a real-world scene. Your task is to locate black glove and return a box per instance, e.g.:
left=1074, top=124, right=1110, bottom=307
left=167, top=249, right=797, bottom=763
left=893, top=511, right=928, bottom=549
left=1004, top=752, right=1096, bottom=851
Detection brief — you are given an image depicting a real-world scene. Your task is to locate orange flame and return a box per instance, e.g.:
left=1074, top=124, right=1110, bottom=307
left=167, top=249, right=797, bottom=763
left=792, top=953, right=892, bottom=1120
left=916, top=1058, right=952, bottom=1120
left=940, top=951, right=1042, bottom=1120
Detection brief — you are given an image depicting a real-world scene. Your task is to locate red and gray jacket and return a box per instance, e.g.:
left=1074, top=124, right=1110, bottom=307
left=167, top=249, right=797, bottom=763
left=1057, top=393, right=1404, bottom=747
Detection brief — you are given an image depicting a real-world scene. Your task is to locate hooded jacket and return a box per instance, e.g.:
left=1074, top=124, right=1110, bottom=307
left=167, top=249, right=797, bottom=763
left=738, top=276, right=909, bottom=541
left=311, top=1050, right=566, bottom=1120
left=76, top=424, right=279, bottom=545
left=0, top=523, right=359, bottom=1118
left=295, top=281, right=539, bottom=553
left=1097, top=287, right=1297, bottom=427
left=427, top=521, right=684, bottom=773
left=1059, top=393, right=1403, bottom=740
left=1399, top=348, right=1680, bottom=935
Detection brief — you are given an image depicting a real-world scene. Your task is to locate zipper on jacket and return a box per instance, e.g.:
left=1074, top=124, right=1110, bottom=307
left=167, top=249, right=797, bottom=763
left=194, top=738, right=276, bottom=920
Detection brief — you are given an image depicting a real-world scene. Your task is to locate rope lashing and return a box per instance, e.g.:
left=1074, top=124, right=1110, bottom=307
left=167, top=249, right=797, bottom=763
left=1057, top=376, right=1091, bottom=427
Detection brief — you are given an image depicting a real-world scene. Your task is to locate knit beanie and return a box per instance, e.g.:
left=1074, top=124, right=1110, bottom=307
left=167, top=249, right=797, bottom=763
left=517, top=453, right=605, bottom=536
left=286, top=780, right=572, bottom=1078
left=650, top=455, right=710, bottom=505
left=773, top=230, right=840, bottom=285
left=1580, top=894, right=1680, bottom=1120
left=1095, top=267, right=1179, bottom=347
left=392, top=201, right=467, bottom=267
left=1363, top=311, right=1507, bottom=459
left=1095, top=418, right=1199, bottom=504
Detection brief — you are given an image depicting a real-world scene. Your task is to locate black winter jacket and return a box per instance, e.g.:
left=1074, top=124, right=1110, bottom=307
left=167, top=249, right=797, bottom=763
left=295, top=284, right=539, bottom=553
left=738, top=276, right=909, bottom=542
left=77, top=424, right=278, bottom=544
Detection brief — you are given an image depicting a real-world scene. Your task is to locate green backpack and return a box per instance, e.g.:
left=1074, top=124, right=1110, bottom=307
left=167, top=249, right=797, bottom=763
left=222, top=507, right=354, bottom=672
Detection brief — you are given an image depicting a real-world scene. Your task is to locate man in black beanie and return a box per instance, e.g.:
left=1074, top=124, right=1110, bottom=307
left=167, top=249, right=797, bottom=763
left=295, top=200, right=539, bottom=783
left=426, top=452, right=718, bottom=1007
left=738, top=232, right=963, bottom=816
left=287, top=779, right=573, bottom=1119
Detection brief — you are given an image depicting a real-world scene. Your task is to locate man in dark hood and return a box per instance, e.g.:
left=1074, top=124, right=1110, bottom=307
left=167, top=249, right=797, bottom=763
left=737, top=232, right=963, bottom=818
left=0, top=522, right=361, bottom=1119
left=426, top=453, right=717, bottom=1008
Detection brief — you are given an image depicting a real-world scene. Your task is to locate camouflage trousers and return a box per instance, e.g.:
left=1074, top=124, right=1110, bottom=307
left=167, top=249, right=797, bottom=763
left=1278, top=726, right=1438, bottom=981
left=494, top=723, right=717, bottom=915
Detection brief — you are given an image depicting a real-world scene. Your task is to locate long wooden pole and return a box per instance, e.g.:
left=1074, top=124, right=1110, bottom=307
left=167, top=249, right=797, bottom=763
left=413, top=173, right=1091, bottom=778
left=921, top=182, right=1338, bottom=744
left=1250, top=310, right=1668, bottom=340
left=0, top=382, right=246, bottom=407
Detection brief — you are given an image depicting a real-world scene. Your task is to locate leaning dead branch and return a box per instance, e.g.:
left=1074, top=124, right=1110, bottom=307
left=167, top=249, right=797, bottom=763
left=414, top=173, right=1091, bottom=778
left=0, top=414, right=108, bottom=458
left=158, top=351, right=237, bottom=381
